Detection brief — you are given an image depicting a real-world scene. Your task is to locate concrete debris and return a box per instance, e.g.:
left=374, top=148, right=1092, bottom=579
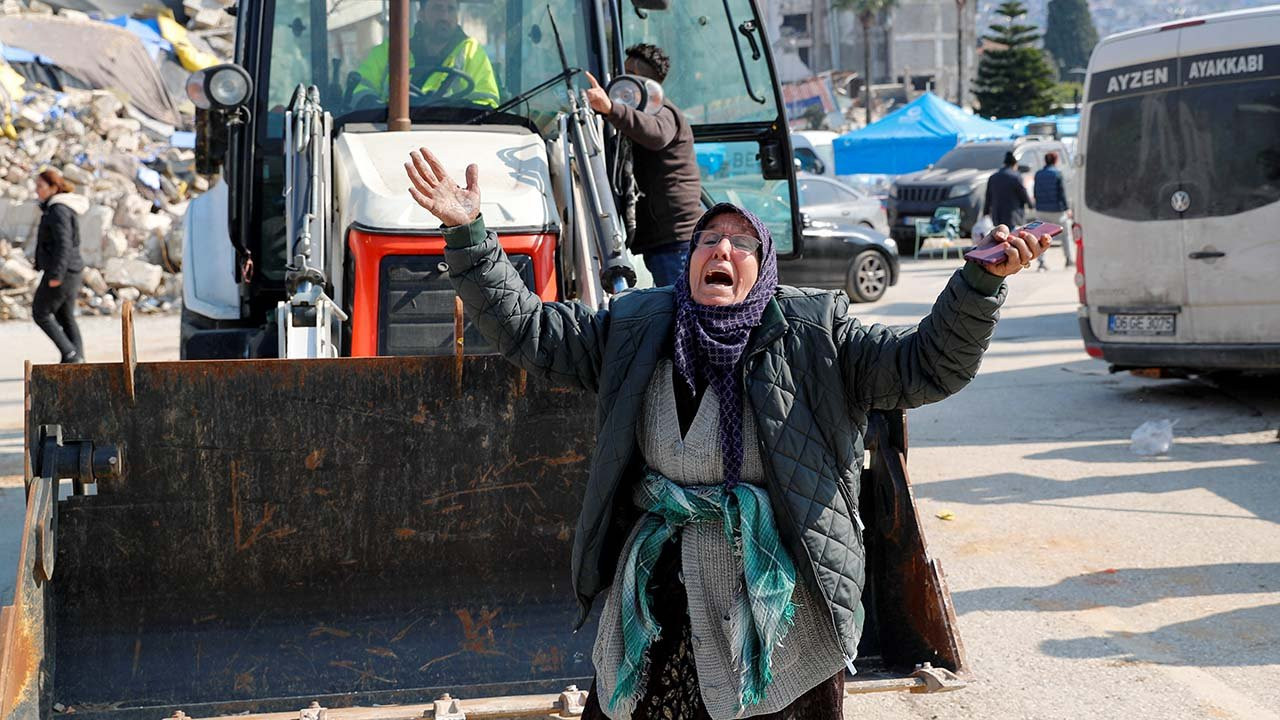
left=113, top=285, right=141, bottom=304
left=81, top=266, right=108, bottom=294
left=103, top=257, right=164, bottom=295
left=0, top=0, right=239, bottom=321
left=0, top=251, right=36, bottom=287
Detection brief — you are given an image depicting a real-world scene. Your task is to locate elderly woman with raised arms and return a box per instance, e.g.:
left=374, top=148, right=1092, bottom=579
left=405, top=147, right=1049, bottom=720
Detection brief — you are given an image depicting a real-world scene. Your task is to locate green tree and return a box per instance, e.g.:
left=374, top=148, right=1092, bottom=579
left=972, top=0, right=1056, bottom=118
left=1044, top=0, right=1099, bottom=77
left=1050, top=80, right=1083, bottom=109
left=833, top=0, right=898, bottom=125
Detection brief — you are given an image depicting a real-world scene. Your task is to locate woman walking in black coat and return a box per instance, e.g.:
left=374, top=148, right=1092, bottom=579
left=33, top=168, right=88, bottom=363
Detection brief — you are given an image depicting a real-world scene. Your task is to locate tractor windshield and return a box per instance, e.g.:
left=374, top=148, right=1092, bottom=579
left=265, top=0, right=596, bottom=130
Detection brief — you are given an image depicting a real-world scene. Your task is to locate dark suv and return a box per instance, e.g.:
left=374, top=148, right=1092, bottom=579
left=887, top=137, right=1072, bottom=252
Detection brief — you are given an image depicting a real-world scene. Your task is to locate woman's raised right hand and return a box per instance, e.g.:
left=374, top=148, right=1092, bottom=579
left=404, top=146, right=481, bottom=228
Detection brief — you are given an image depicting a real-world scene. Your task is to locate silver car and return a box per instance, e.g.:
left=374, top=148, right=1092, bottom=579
left=797, top=174, right=890, bottom=236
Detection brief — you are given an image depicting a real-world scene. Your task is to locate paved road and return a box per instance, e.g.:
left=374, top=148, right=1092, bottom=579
left=1, top=257, right=1276, bottom=718
left=0, top=311, right=180, bottom=480
left=847, top=258, right=1280, bottom=719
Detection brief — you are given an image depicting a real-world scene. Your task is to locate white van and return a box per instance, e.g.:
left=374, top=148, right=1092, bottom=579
left=791, top=131, right=839, bottom=176
left=1074, top=6, right=1280, bottom=373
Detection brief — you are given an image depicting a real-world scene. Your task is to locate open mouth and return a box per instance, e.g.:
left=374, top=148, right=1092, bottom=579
left=704, top=269, right=734, bottom=287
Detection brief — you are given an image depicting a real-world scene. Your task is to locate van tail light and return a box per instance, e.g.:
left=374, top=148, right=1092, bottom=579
left=1073, top=222, right=1086, bottom=305
left=1073, top=221, right=1104, bottom=359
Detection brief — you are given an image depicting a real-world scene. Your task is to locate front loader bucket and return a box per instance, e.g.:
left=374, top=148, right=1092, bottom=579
left=5, top=355, right=599, bottom=719
left=3, top=347, right=966, bottom=719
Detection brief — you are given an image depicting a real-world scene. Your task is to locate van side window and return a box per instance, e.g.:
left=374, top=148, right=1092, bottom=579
left=1086, top=77, right=1280, bottom=221
left=1179, top=78, right=1280, bottom=217
left=1084, top=92, right=1184, bottom=221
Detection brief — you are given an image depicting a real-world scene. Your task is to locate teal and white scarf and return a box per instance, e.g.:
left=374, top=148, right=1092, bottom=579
left=609, top=468, right=797, bottom=712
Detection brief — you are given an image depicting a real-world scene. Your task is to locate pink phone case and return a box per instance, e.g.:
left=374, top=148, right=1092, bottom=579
left=964, top=220, right=1063, bottom=264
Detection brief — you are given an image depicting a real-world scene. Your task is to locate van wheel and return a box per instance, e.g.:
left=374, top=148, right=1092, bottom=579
left=847, top=250, right=889, bottom=303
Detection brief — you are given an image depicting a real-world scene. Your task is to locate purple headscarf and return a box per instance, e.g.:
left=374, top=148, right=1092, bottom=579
left=672, top=203, right=779, bottom=489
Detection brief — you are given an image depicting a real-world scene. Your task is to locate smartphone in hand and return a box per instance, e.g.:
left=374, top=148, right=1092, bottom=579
left=964, top=220, right=1064, bottom=264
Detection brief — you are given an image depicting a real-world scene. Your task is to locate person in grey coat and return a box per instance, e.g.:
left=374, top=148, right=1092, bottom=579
left=405, top=146, right=1050, bottom=720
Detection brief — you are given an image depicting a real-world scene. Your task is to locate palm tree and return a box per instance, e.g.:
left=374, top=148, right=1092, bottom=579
left=834, top=0, right=899, bottom=125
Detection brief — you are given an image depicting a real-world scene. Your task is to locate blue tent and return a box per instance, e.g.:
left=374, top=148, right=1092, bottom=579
left=833, top=92, right=1015, bottom=175
left=997, top=113, right=1081, bottom=138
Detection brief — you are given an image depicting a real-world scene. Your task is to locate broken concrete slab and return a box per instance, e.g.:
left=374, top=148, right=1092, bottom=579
left=0, top=255, right=37, bottom=288
left=102, top=256, right=164, bottom=294
left=81, top=265, right=108, bottom=294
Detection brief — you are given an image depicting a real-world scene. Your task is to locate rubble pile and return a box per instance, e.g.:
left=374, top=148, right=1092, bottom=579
left=0, top=0, right=236, bottom=320
left=181, top=0, right=236, bottom=61
left=0, top=84, right=198, bottom=320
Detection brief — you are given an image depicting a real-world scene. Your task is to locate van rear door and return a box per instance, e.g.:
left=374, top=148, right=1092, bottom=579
left=1080, top=32, right=1190, bottom=345
left=1171, top=24, right=1280, bottom=345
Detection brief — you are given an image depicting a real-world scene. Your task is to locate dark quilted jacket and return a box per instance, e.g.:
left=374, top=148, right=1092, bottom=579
left=443, top=216, right=1006, bottom=661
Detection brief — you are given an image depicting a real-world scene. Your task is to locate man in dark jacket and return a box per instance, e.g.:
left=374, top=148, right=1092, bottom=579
left=1032, top=151, right=1073, bottom=270
left=33, top=169, right=87, bottom=363
left=583, top=44, right=701, bottom=287
left=984, top=151, right=1033, bottom=230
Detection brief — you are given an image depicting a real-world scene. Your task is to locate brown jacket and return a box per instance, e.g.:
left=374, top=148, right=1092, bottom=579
left=605, top=99, right=702, bottom=253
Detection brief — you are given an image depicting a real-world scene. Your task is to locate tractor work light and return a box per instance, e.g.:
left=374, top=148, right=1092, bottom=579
left=187, top=64, right=254, bottom=111
left=607, top=74, right=664, bottom=115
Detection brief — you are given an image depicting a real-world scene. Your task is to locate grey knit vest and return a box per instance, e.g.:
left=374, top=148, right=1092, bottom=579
left=591, top=360, right=845, bottom=719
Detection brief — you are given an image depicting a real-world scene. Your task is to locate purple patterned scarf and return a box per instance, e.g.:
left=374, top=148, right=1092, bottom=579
left=672, top=203, right=778, bottom=489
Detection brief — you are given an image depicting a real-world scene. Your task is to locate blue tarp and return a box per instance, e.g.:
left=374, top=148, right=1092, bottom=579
left=169, top=130, right=196, bottom=149
left=105, top=15, right=172, bottom=60
left=833, top=93, right=1015, bottom=175
left=695, top=142, right=726, bottom=176
left=0, top=41, right=55, bottom=65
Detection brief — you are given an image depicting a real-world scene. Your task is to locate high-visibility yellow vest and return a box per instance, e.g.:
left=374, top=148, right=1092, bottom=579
left=356, top=34, right=499, bottom=109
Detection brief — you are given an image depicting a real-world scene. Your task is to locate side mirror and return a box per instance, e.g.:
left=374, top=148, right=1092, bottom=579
left=759, top=139, right=787, bottom=180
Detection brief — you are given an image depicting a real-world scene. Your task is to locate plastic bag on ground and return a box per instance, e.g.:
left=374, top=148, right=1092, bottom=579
left=1130, top=419, right=1178, bottom=456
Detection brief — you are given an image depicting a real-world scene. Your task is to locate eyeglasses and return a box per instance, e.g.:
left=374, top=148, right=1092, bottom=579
left=692, top=230, right=761, bottom=257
